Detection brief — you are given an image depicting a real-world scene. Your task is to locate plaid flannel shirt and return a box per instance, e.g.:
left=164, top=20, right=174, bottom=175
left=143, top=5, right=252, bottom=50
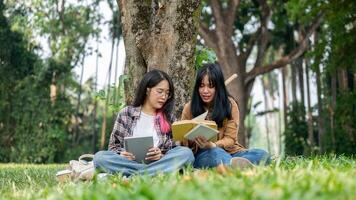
left=108, top=106, right=176, bottom=154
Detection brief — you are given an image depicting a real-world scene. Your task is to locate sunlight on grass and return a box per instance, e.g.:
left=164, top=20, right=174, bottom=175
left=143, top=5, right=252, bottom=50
left=0, top=156, right=355, bottom=200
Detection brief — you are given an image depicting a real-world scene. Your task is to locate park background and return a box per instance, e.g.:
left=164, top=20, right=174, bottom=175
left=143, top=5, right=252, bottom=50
left=0, top=0, right=355, bottom=164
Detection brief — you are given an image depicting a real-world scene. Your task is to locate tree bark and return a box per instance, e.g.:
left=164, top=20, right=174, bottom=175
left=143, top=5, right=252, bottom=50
left=298, top=58, right=305, bottom=109
left=330, top=72, right=337, bottom=150
left=305, top=58, right=314, bottom=148
left=338, top=69, right=349, bottom=92
left=74, top=53, right=85, bottom=144
left=100, top=38, right=115, bottom=149
left=92, top=40, right=99, bottom=153
left=282, top=67, right=288, bottom=128
left=314, top=31, right=325, bottom=153
left=291, top=61, right=297, bottom=102
left=117, top=1, right=201, bottom=115
left=262, top=77, right=271, bottom=153
left=316, top=61, right=324, bottom=153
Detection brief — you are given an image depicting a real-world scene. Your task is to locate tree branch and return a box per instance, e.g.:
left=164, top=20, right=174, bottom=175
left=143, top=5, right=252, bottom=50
left=238, top=28, right=260, bottom=64
left=225, top=0, right=240, bottom=35
left=253, top=0, right=271, bottom=68
left=245, top=12, right=324, bottom=84
left=211, top=0, right=225, bottom=30
left=198, top=22, right=218, bottom=50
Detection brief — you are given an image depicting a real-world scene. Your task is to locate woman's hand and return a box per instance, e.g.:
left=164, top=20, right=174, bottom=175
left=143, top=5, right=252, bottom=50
left=146, top=147, right=163, bottom=161
left=195, top=136, right=216, bottom=149
left=120, top=151, right=135, bottom=160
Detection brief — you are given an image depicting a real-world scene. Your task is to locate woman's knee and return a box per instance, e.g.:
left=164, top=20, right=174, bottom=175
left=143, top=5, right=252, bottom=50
left=250, top=148, right=269, bottom=157
left=249, top=148, right=271, bottom=164
left=172, top=146, right=194, bottom=162
left=93, top=150, right=114, bottom=167
left=203, top=147, right=227, bottom=157
left=194, top=147, right=230, bottom=168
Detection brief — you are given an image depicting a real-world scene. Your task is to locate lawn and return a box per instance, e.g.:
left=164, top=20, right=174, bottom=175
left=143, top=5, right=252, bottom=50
left=0, top=156, right=355, bottom=200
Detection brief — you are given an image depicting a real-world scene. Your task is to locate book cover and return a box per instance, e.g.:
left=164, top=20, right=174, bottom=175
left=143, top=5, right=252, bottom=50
left=172, top=120, right=218, bottom=141
left=124, top=136, right=153, bottom=163
left=184, top=123, right=219, bottom=141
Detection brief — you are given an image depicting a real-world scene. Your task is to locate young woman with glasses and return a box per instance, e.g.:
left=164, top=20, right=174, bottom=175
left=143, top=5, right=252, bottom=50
left=94, top=69, right=194, bottom=177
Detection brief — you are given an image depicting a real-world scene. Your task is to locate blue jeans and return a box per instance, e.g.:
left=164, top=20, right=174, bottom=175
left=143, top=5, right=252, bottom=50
left=94, top=146, right=194, bottom=176
left=194, top=147, right=271, bottom=169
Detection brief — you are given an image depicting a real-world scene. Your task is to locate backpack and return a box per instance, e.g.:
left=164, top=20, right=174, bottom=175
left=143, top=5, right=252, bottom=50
left=56, top=154, right=95, bottom=182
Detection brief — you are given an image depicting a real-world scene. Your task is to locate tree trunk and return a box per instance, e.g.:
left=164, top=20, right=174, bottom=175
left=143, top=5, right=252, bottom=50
left=113, top=40, right=119, bottom=108
left=337, top=68, right=354, bottom=143
left=291, top=61, right=297, bottom=103
left=100, top=38, right=115, bottom=149
left=262, top=77, right=271, bottom=153
left=338, top=68, right=350, bottom=91
left=92, top=41, right=99, bottom=153
left=117, top=1, right=201, bottom=115
left=198, top=1, right=323, bottom=147
left=281, top=67, right=288, bottom=154
left=74, top=54, right=85, bottom=144
left=282, top=67, right=288, bottom=129
left=305, top=58, right=314, bottom=149
left=315, top=42, right=325, bottom=153
left=298, top=58, right=305, bottom=109
left=330, top=72, right=337, bottom=150
left=278, top=71, right=283, bottom=155
left=354, top=72, right=356, bottom=92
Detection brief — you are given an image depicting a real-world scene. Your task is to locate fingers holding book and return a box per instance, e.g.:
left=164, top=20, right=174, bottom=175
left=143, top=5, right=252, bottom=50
left=195, top=136, right=216, bottom=149
left=120, top=151, right=136, bottom=161
left=146, top=147, right=162, bottom=161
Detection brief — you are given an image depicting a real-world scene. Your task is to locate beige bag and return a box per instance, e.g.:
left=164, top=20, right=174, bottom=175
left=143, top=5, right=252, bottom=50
left=56, top=154, right=95, bottom=182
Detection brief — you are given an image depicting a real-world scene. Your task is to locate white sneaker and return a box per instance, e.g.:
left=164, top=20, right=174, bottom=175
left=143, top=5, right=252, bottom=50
left=230, top=157, right=254, bottom=170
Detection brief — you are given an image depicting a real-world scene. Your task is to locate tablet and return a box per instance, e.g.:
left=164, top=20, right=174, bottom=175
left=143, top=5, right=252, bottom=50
left=124, top=136, right=154, bottom=163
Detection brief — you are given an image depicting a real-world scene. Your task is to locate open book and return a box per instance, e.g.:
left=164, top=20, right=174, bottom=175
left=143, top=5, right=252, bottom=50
left=172, top=111, right=218, bottom=141
left=124, top=136, right=153, bottom=164
left=184, top=123, right=219, bottom=141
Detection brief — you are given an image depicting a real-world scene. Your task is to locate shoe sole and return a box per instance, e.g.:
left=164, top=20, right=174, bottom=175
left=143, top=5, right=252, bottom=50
left=230, top=157, right=254, bottom=170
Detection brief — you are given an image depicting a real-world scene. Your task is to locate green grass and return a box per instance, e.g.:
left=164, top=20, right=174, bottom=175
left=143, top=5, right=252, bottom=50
left=0, top=156, right=355, bottom=200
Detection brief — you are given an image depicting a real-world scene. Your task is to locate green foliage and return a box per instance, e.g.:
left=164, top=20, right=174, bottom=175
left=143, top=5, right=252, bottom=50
left=284, top=93, right=355, bottom=156
left=96, top=74, right=128, bottom=114
left=0, top=0, right=105, bottom=163
left=281, top=0, right=355, bottom=156
left=1, top=156, right=356, bottom=199
left=288, top=0, right=356, bottom=73
left=0, top=2, right=68, bottom=163
left=194, top=45, right=217, bottom=70
left=324, top=92, right=356, bottom=155
left=284, top=102, right=312, bottom=155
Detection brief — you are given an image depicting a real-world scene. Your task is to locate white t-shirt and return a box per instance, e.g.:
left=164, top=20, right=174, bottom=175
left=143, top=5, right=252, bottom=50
left=132, top=111, right=159, bottom=147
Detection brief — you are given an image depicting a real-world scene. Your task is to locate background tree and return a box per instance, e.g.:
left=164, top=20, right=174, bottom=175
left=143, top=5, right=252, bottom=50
left=0, top=0, right=103, bottom=162
left=284, top=0, right=355, bottom=155
left=198, top=0, right=323, bottom=146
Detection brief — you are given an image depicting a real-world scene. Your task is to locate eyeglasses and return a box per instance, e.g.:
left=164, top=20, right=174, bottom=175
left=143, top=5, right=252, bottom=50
left=152, top=88, right=171, bottom=99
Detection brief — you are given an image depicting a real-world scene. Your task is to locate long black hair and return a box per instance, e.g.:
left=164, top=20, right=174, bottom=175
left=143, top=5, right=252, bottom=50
left=132, top=69, right=175, bottom=123
left=191, top=63, right=231, bottom=127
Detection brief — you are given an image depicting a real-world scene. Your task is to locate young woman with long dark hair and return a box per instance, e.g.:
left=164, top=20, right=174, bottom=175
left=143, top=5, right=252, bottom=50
left=181, top=63, right=270, bottom=169
left=94, top=69, right=194, bottom=176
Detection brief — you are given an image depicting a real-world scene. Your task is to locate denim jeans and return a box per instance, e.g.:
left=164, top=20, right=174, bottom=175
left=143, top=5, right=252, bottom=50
left=93, top=146, right=194, bottom=177
left=193, top=147, right=271, bottom=169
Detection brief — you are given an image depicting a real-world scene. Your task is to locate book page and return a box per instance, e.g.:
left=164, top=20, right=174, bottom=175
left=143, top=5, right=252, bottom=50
left=184, top=124, right=218, bottom=141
